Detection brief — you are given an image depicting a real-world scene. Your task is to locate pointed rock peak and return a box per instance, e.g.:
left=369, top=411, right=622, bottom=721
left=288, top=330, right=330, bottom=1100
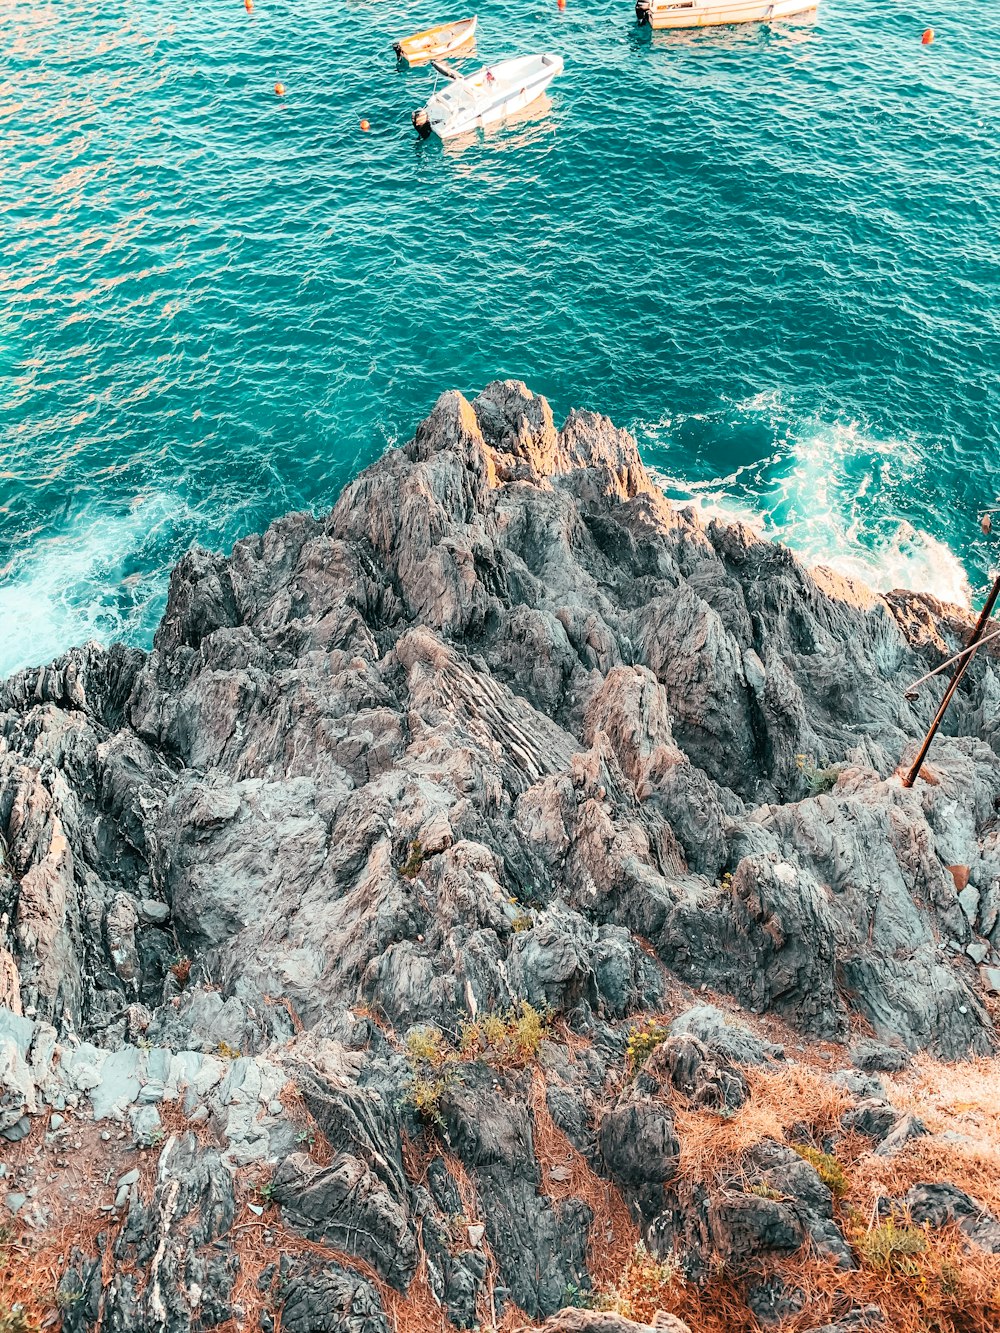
left=408, top=389, right=489, bottom=464
left=559, top=407, right=654, bottom=498
left=472, top=379, right=560, bottom=479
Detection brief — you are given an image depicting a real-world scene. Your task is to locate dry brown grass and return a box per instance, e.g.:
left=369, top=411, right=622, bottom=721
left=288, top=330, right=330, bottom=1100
left=672, top=1063, right=852, bottom=1184
left=517, top=1050, right=1000, bottom=1333
left=277, top=1080, right=335, bottom=1166
left=528, top=1069, right=640, bottom=1290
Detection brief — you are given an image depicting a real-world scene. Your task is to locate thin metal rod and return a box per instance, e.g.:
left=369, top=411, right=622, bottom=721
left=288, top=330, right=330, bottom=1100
left=903, top=572, right=1000, bottom=787
left=904, top=623, right=1000, bottom=695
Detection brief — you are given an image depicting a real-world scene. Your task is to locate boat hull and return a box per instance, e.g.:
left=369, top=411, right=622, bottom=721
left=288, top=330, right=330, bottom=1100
left=636, top=0, right=815, bottom=27
left=416, top=54, right=563, bottom=140
left=394, top=17, right=477, bottom=65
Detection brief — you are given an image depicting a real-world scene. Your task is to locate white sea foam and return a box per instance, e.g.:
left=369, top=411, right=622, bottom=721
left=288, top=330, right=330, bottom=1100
left=0, top=494, right=188, bottom=679
left=641, top=397, right=972, bottom=609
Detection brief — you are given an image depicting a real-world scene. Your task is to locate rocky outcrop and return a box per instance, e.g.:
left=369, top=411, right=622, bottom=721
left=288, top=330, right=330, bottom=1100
left=2, top=381, right=999, bottom=1332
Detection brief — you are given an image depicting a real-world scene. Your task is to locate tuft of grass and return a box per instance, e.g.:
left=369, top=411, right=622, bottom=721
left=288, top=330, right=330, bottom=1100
left=853, top=1219, right=928, bottom=1273
left=404, top=1004, right=548, bottom=1127
left=626, top=1017, right=669, bottom=1078
left=793, top=1144, right=849, bottom=1197
left=398, top=839, right=425, bottom=880
left=216, top=1039, right=242, bottom=1060
left=169, top=956, right=192, bottom=989
left=795, top=753, right=842, bottom=797
left=747, top=1181, right=783, bottom=1201
left=0, top=1305, right=37, bottom=1333
left=591, top=1242, right=683, bottom=1322
left=405, top=1025, right=449, bottom=1067
left=511, top=913, right=534, bottom=933
left=457, top=1001, right=547, bottom=1068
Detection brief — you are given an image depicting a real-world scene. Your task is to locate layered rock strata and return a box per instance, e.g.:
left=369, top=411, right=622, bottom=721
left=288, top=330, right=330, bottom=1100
left=2, top=381, right=999, bottom=1333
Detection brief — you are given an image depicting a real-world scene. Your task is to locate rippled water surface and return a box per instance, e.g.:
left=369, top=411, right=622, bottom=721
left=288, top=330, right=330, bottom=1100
left=2, top=0, right=998, bottom=674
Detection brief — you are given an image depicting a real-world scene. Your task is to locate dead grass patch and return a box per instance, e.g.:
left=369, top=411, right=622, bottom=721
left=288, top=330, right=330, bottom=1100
left=528, top=1069, right=639, bottom=1291
left=673, top=1063, right=851, bottom=1183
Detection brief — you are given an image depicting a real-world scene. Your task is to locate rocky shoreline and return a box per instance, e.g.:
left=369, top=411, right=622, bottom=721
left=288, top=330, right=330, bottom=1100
left=2, top=381, right=999, bottom=1333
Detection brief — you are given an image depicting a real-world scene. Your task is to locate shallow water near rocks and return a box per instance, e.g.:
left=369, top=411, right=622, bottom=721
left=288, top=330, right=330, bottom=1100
left=2, top=0, right=998, bottom=675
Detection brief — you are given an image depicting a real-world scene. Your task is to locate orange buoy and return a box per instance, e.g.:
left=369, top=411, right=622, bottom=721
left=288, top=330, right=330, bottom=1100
left=360, top=118, right=370, bottom=131
left=557, top=0, right=566, bottom=9
left=245, top=0, right=253, bottom=11
left=921, top=27, right=934, bottom=43
left=274, top=81, right=286, bottom=96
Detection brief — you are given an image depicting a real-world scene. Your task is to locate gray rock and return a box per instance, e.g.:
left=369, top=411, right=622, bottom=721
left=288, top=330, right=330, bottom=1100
left=841, top=1098, right=899, bottom=1142
left=874, top=1112, right=928, bottom=1157
left=849, top=1040, right=910, bottom=1073
left=137, top=898, right=170, bottom=925
left=4, top=1191, right=26, bottom=1214
left=0, top=1114, right=31, bottom=1142
left=669, top=1005, right=781, bottom=1066
left=801, top=1308, right=883, bottom=1333
left=905, top=1181, right=1000, bottom=1252
left=3, top=382, right=1000, bottom=1328
left=642, top=1032, right=749, bottom=1111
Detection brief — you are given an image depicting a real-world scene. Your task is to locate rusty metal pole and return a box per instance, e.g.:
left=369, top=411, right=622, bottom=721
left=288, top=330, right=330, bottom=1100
left=903, top=571, right=1000, bottom=787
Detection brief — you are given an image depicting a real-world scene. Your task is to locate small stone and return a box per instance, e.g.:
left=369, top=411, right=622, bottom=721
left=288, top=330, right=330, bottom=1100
left=980, top=966, right=1000, bottom=995
left=50, top=1114, right=64, bottom=1130
left=113, top=1184, right=131, bottom=1210
left=958, top=885, right=980, bottom=925
left=101, top=1131, right=111, bottom=1142
left=4, top=1192, right=26, bottom=1215
left=190, top=1106, right=209, bottom=1124
left=268, top=1100, right=283, bottom=1116
left=138, top=898, right=171, bottom=925
left=116, top=1168, right=140, bottom=1189
left=467, top=1223, right=486, bottom=1247
left=967, top=939, right=990, bottom=965
left=0, top=1116, right=31, bottom=1143
left=548, top=1166, right=572, bottom=1183
left=248, top=1202, right=264, bottom=1216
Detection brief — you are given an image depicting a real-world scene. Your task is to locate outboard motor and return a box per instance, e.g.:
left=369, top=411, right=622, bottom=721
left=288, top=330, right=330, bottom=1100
left=392, top=41, right=403, bottom=60
left=412, top=108, right=432, bottom=139
left=635, top=0, right=653, bottom=23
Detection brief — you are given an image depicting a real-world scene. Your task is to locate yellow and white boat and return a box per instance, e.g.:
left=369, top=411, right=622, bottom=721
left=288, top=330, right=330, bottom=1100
left=635, top=0, right=815, bottom=27
left=393, top=16, right=478, bottom=65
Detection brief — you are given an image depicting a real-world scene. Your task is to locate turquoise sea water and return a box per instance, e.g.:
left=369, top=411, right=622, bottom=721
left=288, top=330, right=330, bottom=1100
left=2, top=0, right=998, bottom=676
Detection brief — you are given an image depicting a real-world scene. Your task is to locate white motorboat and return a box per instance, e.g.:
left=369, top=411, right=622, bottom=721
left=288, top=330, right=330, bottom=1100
left=412, top=53, right=564, bottom=140
left=635, top=0, right=815, bottom=27
left=393, top=16, right=477, bottom=65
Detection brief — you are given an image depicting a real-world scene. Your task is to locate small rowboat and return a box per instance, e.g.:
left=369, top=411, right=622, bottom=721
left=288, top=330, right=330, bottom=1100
left=635, top=0, right=815, bottom=27
left=393, top=16, right=477, bottom=65
left=412, top=53, right=564, bottom=140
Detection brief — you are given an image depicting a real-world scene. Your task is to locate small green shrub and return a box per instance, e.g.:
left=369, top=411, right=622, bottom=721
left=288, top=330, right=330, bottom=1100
left=793, top=1144, right=849, bottom=1197
left=854, top=1219, right=928, bottom=1272
left=457, top=1001, right=547, bottom=1068
left=406, top=1071, right=453, bottom=1128
left=405, top=1025, right=448, bottom=1067
left=747, top=1181, right=783, bottom=1201
left=591, top=1242, right=682, bottom=1321
left=398, top=840, right=425, bottom=880
left=626, top=1018, right=669, bottom=1077
left=0, top=1304, right=37, bottom=1333
left=795, top=753, right=842, bottom=797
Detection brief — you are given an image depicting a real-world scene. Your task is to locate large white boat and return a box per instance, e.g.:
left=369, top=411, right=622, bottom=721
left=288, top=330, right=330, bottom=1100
left=635, top=0, right=815, bottom=28
left=412, top=54, right=564, bottom=140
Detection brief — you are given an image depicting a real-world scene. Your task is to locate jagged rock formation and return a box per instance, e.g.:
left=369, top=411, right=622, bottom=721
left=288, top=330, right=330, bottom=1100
left=2, top=381, right=1000, bottom=1333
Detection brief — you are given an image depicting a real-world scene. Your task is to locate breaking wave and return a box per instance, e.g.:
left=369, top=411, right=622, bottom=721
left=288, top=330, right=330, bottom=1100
left=0, top=494, right=190, bottom=679
left=641, top=393, right=973, bottom=609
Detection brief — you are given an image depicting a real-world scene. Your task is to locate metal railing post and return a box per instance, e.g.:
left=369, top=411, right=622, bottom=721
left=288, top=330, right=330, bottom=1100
left=903, top=572, right=1000, bottom=788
